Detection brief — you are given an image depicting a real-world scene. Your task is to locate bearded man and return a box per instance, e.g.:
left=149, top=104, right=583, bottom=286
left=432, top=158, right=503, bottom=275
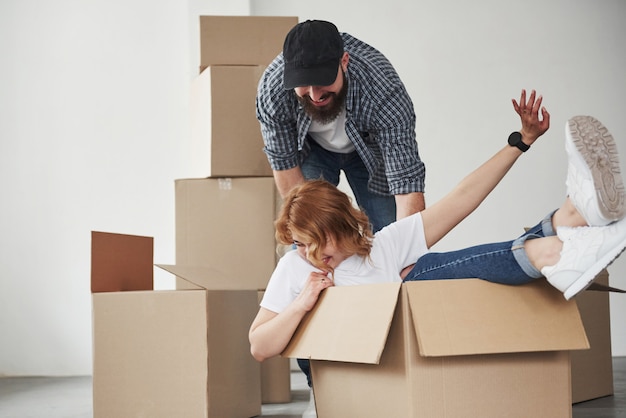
left=256, top=20, right=426, bottom=233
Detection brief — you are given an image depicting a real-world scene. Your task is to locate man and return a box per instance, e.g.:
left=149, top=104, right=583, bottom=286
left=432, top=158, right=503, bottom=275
left=256, top=20, right=426, bottom=233
left=256, top=19, right=427, bottom=418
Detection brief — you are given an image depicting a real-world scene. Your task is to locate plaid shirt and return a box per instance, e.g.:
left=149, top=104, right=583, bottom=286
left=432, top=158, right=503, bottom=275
left=256, top=33, right=425, bottom=195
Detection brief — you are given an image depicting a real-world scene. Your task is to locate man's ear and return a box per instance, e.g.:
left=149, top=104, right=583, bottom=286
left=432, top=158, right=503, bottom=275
left=341, top=52, right=349, bottom=71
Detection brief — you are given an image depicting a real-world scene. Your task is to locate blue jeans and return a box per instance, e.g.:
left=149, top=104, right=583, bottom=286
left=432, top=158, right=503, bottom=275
left=301, top=140, right=396, bottom=233
left=404, top=211, right=556, bottom=283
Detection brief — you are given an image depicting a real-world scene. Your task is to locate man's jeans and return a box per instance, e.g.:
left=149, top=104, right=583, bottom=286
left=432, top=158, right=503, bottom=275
left=301, top=140, right=396, bottom=233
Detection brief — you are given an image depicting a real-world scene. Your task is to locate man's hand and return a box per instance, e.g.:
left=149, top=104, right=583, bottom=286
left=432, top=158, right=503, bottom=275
left=274, top=167, right=306, bottom=198
left=395, top=192, right=426, bottom=219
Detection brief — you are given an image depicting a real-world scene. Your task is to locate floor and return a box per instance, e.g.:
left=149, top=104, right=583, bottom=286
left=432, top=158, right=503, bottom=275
left=0, top=358, right=624, bottom=418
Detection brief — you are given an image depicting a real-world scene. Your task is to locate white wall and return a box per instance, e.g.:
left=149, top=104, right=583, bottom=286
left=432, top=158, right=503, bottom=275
left=0, top=0, right=624, bottom=376
left=0, top=0, right=249, bottom=376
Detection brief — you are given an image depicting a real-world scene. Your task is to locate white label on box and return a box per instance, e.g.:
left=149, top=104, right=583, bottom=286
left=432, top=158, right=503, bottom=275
left=219, top=178, right=232, bottom=190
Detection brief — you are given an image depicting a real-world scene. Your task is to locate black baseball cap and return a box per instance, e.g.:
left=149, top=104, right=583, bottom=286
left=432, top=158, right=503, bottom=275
left=282, top=20, right=344, bottom=90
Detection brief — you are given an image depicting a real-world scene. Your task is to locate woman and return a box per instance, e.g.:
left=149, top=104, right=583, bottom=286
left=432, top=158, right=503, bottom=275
left=249, top=89, right=626, bottom=363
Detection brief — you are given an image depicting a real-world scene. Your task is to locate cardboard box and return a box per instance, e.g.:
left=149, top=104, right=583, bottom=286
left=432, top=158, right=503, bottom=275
left=91, top=232, right=262, bottom=418
left=175, top=177, right=281, bottom=290
left=258, top=291, right=292, bottom=404
left=190, top=65, right=272, bottom=178
left=283, top=280, right=590, bottom=418
left=199, top=16, right=298, bottom=71
left=571, top=270, right=614, bottom=403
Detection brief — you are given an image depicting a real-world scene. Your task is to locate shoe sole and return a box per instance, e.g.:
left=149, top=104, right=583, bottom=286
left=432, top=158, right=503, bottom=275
left=567, top=115, right=626, bottom=222
left=563, top=235, right=626, bottom=300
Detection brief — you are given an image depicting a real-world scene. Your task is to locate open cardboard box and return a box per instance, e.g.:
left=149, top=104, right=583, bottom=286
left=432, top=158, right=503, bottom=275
left=91, top=231, right=262, bottom=418
left=283, top=279, right=590, bottom=418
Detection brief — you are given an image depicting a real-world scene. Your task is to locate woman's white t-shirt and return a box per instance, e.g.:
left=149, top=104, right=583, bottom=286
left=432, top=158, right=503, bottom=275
left=260, top=212, right=428, bottom=314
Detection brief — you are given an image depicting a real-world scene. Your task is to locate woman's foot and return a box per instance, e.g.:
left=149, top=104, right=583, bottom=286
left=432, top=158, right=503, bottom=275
left=541, top=217, right=626, bottom=299
left=565, top=115, right=625, bottom=226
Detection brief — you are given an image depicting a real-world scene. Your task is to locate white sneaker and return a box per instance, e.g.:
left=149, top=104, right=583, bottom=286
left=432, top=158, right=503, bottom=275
left=541, top=218, right=626, bottom=300
left=565, top=115, right=625, bottom=226
left=302, top=389, right=317, bottom=418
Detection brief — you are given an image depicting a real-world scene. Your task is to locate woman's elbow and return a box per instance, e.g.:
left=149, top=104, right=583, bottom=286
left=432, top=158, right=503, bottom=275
left=250, top=346, right=267, bottom=363
left=249, top=333, right=270, bottom=362
left=250, top=344, right=271, bottom=362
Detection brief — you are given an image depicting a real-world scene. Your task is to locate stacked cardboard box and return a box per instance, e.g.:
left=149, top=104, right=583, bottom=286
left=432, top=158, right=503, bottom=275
left=188, top=15, right=297, bottom=179
left=180, top=15, right=299, bottom=406
left=90, top=16, right=298, bottom=418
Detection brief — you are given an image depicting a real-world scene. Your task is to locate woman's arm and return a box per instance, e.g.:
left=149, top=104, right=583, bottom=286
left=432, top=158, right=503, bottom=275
left=420, top=89, right=550, bottom=249
left=249, top=271, right=332, bottom=361
left=249, top=306, right=307, bottom=362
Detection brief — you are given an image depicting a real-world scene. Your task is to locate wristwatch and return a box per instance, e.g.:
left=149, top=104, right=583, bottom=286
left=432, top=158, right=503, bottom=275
left=508, top=131, right=529, bottom=152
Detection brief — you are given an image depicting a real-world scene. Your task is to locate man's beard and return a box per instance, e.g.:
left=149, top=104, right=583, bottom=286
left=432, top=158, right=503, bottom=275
left=296, top=71, right=348, bottom=125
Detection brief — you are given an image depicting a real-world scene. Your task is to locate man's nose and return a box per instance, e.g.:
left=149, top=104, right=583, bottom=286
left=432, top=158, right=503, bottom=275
left=308, top=86, right=324, bottom=101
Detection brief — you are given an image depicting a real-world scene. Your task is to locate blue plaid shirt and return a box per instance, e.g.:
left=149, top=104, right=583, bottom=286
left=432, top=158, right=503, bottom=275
left=256, top=33, right=425, bottom=196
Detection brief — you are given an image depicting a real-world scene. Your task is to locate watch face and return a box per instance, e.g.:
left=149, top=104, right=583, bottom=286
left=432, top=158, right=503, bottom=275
left=508, top=131, right=522, bottom=146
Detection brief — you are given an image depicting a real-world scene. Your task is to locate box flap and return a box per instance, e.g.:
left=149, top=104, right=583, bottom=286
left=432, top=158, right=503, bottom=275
left=91, top=231, right=153, bottom=293
left=282, top=282, right=401, bottom=364
left=406, top=279, right=590, bottom=357
left=156, top=264, right=259, bottom=290
left=587, top=281, right=626, bottom=293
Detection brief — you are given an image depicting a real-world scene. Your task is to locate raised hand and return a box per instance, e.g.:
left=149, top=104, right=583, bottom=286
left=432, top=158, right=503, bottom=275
left=512, top=89, right=550, bottom=146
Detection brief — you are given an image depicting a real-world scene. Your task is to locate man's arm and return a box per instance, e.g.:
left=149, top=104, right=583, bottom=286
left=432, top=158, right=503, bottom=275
left=274, top=167, right=306, bottom=198
left=395, top=192, right=425, bottom=219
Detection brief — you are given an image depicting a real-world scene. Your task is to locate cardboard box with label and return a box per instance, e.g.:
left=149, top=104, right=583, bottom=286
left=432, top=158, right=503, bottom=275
left=190, top=65, right=271, bottom=178
left=199, top=16, right=298, bottom=71
left=284, top=280, right=590, bottom=418
left=91, top=231, right=262, bottom=418
left=175, top=177, right=281, bottom=290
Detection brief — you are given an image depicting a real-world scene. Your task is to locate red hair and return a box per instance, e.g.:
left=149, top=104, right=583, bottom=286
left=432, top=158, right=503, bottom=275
left=275, top=180, right=373, bottom=274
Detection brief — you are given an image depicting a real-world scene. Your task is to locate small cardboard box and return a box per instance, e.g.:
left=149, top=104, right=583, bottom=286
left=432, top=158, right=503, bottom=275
left=175, top=177, right=280, bottom=290
left=91, top=232, right=262, bottom=418
left=284, top=280, right=590, bottom=418
left=571, top=270, right=614, bottom=403
left=190, top=65, right=271, bottom=178
left=199, top=15, right=298, bottom=71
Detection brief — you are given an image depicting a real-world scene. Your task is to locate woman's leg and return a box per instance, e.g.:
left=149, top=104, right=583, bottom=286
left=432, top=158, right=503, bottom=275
left=404, top=209, right=559, bottom=284
left=404, top=234, right=542, bottom=286
left=405, top=216, right=626, bottom=300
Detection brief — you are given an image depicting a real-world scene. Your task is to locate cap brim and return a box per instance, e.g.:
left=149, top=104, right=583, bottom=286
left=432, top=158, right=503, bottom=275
left=283, top=64, right=339, bottom=90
